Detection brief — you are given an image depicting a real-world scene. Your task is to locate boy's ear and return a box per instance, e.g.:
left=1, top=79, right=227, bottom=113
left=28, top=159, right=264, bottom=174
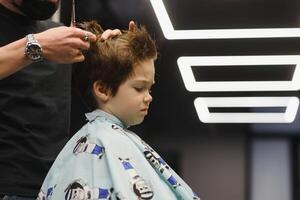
left=93, top=81, right=110, bottom=102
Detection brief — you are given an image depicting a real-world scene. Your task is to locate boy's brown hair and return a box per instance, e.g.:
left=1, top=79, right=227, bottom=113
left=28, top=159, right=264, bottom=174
left=73, top=21, right=157, bottom=110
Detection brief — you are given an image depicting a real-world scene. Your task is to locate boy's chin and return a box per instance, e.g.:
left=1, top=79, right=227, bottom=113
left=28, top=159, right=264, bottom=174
left=128, top=118, right=144, bottom=126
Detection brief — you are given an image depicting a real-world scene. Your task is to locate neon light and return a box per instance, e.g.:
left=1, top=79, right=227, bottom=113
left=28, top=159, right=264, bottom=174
left=177, top=55, right=300, bottom=92
left=194, top=97, right=299, bottom=123
left=149, top=0, right=300, bottom=39
left=150, top=0, right=300, bottom=123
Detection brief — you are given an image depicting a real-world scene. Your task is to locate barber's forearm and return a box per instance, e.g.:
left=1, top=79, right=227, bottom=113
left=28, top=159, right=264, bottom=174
left=0, top=38, right=31, bottom=80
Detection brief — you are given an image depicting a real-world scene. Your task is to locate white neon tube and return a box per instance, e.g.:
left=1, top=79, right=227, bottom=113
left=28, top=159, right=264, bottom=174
left=194, top=97, right=299, bottom=123
left=150, top=0, right=300, bottom=39
left=177, top=55, right=300, bottom=92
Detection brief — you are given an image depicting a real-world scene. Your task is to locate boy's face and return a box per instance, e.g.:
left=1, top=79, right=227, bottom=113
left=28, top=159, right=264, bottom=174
left=105, top=59, right=155, bottom=126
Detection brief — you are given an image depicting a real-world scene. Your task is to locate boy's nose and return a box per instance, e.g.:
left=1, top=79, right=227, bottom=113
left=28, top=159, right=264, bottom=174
left=144, top=93, right=153, bottom=103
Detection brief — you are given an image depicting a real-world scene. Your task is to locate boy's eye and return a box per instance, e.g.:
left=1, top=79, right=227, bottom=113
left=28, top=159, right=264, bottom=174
left=133, top=85, right=153, bottom=93
left=134, top=87, right=143, bottom=92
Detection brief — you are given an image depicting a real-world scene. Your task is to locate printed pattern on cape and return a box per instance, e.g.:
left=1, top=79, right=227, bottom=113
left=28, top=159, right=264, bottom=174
left=37, top=110, right=200, bottom=200
left=73, top=135, right=105, bottom=159
left=119, top=157, right=154, bottom=199
left=64, top=179, right=113, bottom=200
left=37, top=185, right=56, bottom=200
left=125, top=130, right=201, bottom=200
left=143, top=144, right=180, bottom=188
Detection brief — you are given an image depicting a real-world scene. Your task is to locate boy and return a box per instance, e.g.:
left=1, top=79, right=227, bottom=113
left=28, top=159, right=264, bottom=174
left=37, top=21, right=200, bottom=200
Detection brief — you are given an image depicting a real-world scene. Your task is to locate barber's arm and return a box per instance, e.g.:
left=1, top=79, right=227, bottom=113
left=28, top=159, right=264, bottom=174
left=0, top=26, right=96, bottom=80
left=0, top=21, right=134, bottom=80
left=0, top=37, right=30, bottom=80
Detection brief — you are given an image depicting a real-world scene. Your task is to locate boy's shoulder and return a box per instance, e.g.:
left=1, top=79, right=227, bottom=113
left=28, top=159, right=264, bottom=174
left=76, top=118, right=126, bottom=140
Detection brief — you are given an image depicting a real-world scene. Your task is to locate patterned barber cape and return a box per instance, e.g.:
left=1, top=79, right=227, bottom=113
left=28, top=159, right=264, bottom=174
left=38, top=109, right=200, bottom=200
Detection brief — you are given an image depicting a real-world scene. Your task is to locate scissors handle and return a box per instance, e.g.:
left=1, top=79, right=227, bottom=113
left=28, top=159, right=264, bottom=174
left=70, top=0, right=76, bottom=27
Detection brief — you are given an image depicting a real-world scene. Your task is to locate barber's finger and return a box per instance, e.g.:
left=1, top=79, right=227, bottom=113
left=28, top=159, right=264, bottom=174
left=112, top=29, right=121, bottom=36
left=73, top=53, right=85, bottom=63
left=83, top=31, right=96, bottom=42
left=128, top=21, right=136, bottom=32
left=72, top=28, right=96, bottom=42
left=79, top=41, right=90, bottom=50
left=70, top=38, right=90, bottom=50
left=100, top=29, right=121, bottom=41
left=100, top=29, right=112, bottom=41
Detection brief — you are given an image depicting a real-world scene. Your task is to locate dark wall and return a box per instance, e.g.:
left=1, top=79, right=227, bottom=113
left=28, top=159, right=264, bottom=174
left=61, top=0, right=300, bottom=137
left=60, top=1, right=300, bottom=199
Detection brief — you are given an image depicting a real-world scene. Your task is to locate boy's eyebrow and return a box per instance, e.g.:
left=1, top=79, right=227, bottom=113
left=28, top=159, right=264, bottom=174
left=133, top=79, right=155, bottom=84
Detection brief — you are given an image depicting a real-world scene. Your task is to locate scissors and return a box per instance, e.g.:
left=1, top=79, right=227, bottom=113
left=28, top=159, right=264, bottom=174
left=70, top=0, right=89, bottom=42
left=70, top=0, right=76, bottom=27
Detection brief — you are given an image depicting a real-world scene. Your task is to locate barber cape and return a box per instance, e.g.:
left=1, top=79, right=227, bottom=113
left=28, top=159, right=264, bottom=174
left=38, top=109, right=200, bottom=200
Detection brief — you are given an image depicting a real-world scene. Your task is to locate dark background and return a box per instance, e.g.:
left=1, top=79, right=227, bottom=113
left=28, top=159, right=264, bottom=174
left=60, top=1, right=300, bottom=199
left=60, top=0, right=300, bottom=137
left=61, top=0, right=300, bottom=138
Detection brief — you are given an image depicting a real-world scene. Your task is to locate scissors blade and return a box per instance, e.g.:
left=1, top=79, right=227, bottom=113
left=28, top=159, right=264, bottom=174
left=70, top=0, right=76, bottom=26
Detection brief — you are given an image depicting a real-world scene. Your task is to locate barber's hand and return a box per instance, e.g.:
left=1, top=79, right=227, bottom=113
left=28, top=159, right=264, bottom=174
left=35, top=26, right=96, bottom=63
left=100, top=28, right=121, bottom=41
left=100, top=21, right=136, bottom=41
